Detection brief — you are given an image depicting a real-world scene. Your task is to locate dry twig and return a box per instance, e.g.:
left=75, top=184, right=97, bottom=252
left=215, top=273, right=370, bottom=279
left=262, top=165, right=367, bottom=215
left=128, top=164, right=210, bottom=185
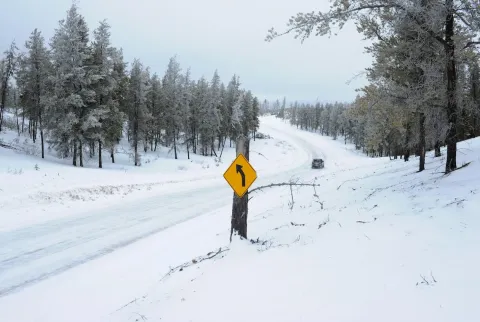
left=249, top=182, right=321, bottom=194
left=160, top=247, right=229, bottom=282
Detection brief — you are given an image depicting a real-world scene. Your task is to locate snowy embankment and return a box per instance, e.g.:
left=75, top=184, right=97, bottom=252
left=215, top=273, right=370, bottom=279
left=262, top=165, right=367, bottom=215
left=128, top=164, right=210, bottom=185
left=1, top=116, right=479, bottom=322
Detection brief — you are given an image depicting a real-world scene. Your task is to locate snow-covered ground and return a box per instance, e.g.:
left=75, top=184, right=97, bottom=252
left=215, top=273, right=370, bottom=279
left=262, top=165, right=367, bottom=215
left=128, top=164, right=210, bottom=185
left=1, top=115, right=479, bottom=322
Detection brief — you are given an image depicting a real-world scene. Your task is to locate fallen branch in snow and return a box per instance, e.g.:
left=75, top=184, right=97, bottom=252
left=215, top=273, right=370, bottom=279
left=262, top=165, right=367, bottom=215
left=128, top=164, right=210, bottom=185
left=454, top=161, right=471, bottom=171
left=250, top=235, right=302, bottom=252
left=416, top=271, right=438, bottom=286
left=318, top=215, right=330, bottom=229
left=356, top=217, right=377, bottom=224
left=0, top=142, right=18, bottom=150
left=337, top=178, right=357, bottom=190
left=444, top=198, right=466, bottom=207
left=431, top=271, right=437, bottom=283
left=160, top=247, right=229, bottom=282
left=114, top=297, right=146, bottom=312
left=312, top=179, right=325, bottom=210
left=130, top=312, right=147, bottom=321
left=290, top=221, right=306, bottom=227
left=288, top=183, right=295, bottom=210
left=440, top=161, right=472, bottom=178
left=273, top=224, right=290, bottom=231
left=368, top=205, right=378, bottom=211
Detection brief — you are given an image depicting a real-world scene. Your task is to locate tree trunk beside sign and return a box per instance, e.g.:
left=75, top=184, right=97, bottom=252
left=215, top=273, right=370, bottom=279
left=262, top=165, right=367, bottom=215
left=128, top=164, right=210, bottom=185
left=230, top=135, right=250, bottom=241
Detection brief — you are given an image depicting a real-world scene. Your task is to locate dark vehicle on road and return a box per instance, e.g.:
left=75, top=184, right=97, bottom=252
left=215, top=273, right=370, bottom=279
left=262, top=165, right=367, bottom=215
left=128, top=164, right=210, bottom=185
left=311, top=158, right=324, bottom=169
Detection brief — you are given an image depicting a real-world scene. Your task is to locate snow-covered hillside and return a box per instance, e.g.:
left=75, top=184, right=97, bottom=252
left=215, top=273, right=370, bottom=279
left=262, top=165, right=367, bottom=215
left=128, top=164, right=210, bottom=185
left=1, top=116, right=479, bottom=322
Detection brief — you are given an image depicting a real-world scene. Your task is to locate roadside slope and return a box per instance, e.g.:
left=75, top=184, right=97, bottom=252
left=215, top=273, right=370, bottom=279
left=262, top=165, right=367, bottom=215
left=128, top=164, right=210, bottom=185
left=105, top=121, right=480, bottom=322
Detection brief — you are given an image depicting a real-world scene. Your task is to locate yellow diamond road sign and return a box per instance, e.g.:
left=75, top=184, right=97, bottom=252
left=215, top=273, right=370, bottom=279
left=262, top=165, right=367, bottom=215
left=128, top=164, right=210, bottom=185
left=223, top=153, right=257, bottom=198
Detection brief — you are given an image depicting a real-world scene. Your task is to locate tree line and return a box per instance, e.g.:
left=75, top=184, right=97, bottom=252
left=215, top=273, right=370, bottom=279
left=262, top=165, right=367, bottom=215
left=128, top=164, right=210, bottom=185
left=266, top=0, right=480, bottom=173
left=0, top=4, right=260, bottom=168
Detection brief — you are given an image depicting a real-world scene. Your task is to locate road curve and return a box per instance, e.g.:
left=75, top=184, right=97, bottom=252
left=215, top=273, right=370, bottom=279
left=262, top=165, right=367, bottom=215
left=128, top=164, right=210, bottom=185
left=0, top=119, right=321, bottom=297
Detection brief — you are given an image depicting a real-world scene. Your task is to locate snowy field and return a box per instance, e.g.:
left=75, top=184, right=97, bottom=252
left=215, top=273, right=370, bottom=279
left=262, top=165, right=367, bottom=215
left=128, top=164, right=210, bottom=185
left=1, top=115, right=479, bottom=322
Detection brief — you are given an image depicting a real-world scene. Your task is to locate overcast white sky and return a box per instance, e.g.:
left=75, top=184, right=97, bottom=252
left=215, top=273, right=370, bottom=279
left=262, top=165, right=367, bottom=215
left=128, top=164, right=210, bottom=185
left=0, top=0, right=373, bottom=104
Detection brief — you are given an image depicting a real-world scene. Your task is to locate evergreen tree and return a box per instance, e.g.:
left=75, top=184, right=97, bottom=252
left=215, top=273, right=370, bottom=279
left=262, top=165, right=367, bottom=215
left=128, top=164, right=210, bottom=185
left=127, top=58, right=151, bottom=166
left=47, top=4, right=94, bottom=166
left=16, top=29, right=50, bottom=158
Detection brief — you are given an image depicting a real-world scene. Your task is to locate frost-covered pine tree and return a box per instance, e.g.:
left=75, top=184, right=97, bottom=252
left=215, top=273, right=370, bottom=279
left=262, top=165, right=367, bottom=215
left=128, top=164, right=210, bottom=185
left=104, top=48, right=129, bottom=163
left=162, top=56, right=182, bottom=158
left=225, top=75, right=241, bottom=146
left=145, top=72, right=162, bottom=151
left=127, top=58, right=151, bottom=166
left=217, top=82, right=228, bottom=150
left=86, top=20, right=125, bottom=168
left=47, top=4, right=94, bottom=166
left=202, top=70, right=222, bottom=156
left=179, top=68, right=194, bottom=158
left=240, top=90, right=254, bottom=137
left=16, top=29, right=51, bottom=158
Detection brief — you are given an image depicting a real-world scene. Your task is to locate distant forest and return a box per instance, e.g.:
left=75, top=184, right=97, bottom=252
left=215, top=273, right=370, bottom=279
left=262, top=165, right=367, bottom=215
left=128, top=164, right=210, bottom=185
left=0, top=4, right=260, bottom=168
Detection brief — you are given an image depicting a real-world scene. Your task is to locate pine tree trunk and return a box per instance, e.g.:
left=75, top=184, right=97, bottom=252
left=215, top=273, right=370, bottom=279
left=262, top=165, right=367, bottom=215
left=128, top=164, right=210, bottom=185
left=111, top=147, right=115, bottom=163
left=173, top=129, right=178, bottom=159
left=33, top=128, right=37, bottom=142
left=39, top=112, right=45, bottom=159
left=73, top=140, right=77, bottom=166
left=435, top=141, right=441, bottom=157
left=15, top=106, right=20, bottom=135
left=134, top=140, right=138, bottom=166
left=444, top=0, right=457, bottom=173
left=22, top=111, right=25, bottom=133
left=98, top=140, right=103, bottom=168
left=210, top=137, right=214, bottom=156
left=419, top=112, right=426, bottom=172
left=79, top=141, right=84, bottom=167
left=219, top=137, right=227, bottom=159
left=404, top=115, right=411, bottom=162
left=32, top=119, right=37, bottom=143
left=134, top=116, right=139, bottom=166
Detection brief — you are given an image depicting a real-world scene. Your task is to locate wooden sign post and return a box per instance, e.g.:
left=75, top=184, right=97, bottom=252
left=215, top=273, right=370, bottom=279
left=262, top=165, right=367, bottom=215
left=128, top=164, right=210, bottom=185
left=230, top=135, right=250, bottom=241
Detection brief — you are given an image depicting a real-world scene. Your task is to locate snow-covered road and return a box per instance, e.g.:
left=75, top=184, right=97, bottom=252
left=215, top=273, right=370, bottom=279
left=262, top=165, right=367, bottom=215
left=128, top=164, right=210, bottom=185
left=0, top=118, right=319, bottom=297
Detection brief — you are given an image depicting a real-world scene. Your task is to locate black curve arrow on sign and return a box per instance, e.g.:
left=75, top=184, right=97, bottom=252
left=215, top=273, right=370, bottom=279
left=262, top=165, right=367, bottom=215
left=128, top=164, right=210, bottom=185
left=236, top=164, right=246, bottom=187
